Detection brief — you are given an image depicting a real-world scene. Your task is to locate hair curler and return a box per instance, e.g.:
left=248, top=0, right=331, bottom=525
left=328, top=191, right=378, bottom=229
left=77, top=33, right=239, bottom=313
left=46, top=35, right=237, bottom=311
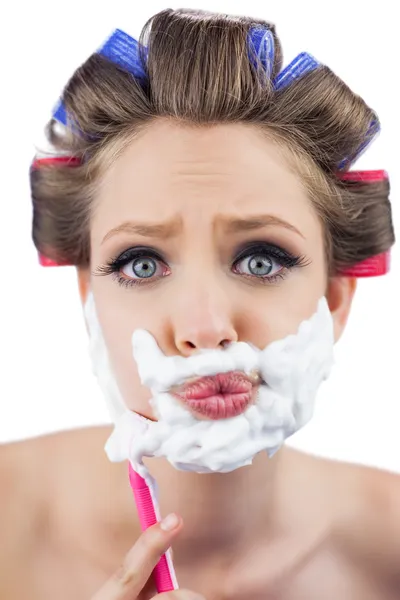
left=337, top=170, right=391, bottom=277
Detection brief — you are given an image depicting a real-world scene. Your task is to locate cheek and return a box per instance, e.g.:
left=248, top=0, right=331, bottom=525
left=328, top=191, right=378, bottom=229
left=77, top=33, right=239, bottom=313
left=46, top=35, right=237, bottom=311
left=94, top=296, right=156, bottom=416
left=240, top=259, right=327, bottom=348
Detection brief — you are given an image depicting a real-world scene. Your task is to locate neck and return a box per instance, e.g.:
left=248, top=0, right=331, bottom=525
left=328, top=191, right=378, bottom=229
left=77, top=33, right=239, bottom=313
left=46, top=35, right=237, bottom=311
left=143, top=446, right=289, bottom=561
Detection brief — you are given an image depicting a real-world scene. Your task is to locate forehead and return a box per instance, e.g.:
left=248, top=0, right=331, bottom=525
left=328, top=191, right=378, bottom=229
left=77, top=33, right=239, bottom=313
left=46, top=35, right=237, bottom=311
left=93, top=120, right=320, bottom=235
left=99, top=120, right=303, bottom=190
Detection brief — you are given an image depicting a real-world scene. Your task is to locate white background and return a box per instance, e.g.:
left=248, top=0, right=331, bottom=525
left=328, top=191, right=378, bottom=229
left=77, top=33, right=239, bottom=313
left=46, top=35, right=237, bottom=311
left=0, top=1, right=398, bottom=472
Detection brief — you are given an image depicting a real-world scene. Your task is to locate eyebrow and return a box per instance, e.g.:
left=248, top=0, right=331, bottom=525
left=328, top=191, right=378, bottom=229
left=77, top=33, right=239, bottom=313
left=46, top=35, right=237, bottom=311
left=102, top=219, right=182, bottom=244
left=101, top=214, right=304, bottom=244
left=221, top=215, right=305, bottom=238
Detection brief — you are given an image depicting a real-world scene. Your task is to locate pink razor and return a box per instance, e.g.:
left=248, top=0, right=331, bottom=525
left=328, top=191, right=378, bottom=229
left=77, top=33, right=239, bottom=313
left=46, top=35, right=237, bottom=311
left=128, top=463, right=179, bottom=593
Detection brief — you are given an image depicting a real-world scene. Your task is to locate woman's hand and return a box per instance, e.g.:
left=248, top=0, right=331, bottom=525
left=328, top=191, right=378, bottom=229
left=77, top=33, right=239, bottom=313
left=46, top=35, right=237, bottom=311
left=91, top=513, right=204, bottom=600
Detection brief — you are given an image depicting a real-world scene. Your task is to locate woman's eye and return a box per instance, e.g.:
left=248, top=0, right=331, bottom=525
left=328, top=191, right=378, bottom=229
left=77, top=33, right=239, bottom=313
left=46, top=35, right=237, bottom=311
left=121, top=256, right=165, bottom=280
left=235, top=253, right=283, bottom=278
left=94, top=243, right=307, bottom=289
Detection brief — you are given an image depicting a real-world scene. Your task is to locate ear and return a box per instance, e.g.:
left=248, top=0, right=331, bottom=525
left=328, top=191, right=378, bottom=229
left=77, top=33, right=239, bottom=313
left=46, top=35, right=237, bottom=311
left=77, top=267, right=91, bottom=305
left=326, top=276, right=357, bottom=342
left=76, top=269, right=92, bottom=335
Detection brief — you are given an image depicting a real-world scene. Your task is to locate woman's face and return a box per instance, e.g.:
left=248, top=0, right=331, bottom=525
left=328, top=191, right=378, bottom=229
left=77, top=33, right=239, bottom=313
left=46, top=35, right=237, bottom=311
left=87, top=121, right=341, bottom=419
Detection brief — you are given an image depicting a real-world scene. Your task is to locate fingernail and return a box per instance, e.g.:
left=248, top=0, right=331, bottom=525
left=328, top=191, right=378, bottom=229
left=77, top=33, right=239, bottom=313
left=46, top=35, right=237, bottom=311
left=160, top=513, right=180, bottom=532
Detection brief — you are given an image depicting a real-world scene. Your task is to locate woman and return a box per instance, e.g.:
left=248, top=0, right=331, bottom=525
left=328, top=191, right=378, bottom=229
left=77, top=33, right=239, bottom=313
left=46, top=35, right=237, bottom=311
left=1, top=7, right=398, bottom=600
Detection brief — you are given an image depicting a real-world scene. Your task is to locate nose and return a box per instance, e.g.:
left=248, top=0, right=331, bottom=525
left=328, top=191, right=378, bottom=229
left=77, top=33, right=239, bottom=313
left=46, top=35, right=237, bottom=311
left=171, top=281, right=238, bottom=356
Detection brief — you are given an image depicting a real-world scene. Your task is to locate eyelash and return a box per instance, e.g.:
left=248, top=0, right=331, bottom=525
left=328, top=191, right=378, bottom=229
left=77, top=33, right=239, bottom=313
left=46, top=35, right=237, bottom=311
left=93, top=243, right=310, bottom=289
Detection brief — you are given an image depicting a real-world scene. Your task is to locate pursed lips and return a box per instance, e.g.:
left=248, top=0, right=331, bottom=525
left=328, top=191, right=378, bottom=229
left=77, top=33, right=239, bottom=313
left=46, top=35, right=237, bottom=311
left=171, top=370, right=261, bottom=419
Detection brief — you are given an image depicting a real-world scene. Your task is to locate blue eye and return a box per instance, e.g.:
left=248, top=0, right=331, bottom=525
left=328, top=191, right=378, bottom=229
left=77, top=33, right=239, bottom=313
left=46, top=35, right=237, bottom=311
left=233, top=243, right=307, bottom=283
left=93, top=242, right=309, bottom=289
left=93, top=247, right=170, bottom=288
left=122, top=256, right=159, bottom=279
left=236, top=254, right=276, bottom=277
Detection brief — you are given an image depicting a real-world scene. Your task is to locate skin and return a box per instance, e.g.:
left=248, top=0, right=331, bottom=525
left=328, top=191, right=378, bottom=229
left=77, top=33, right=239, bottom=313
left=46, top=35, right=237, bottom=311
left=1, top=121, right=400, bottom=600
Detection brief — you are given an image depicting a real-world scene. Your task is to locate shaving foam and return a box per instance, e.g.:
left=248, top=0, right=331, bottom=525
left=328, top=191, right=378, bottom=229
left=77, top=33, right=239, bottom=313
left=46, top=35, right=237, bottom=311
left=84, top=294, right=335, bottom=481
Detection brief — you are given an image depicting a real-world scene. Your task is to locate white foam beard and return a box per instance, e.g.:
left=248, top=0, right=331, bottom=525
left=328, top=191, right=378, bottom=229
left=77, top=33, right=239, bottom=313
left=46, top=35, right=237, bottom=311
left=84, top=294, right=335, bottom=478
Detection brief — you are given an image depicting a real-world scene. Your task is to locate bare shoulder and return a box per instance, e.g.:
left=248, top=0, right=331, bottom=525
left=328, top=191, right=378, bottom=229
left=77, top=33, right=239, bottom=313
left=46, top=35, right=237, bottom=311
left=0, top=426, right=134, bottom=597
left=0, top=437, right=42, bottom=549
left=0, top=426, right=115, bottom=565
left=288, top=449, right=400, bottom=585
left=0, top=425, right=114, bottom=493
left=327, top=456, right=400, bottom=587
left=0, top=434, right=51, bottom=591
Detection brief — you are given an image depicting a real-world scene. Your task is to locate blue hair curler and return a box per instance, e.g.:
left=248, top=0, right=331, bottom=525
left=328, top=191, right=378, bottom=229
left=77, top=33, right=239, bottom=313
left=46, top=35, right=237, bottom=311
left=338, top=119, right=380, bottom=170
left=247, top=26, right=275, bottom=78
left=273, top=52, right=379, bottom=168
left=99, top=29, right=147, bottom=79
left=273, top=52, right=319, bottom=90
left=51, top=29, right=380, bottom=171
left=53, top=29, right=148, bottom=126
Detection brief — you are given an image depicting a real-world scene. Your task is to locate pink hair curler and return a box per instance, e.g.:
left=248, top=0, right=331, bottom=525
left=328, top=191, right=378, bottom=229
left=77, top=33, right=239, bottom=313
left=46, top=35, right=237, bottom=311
left=38, top=253, right=71, bottom=267
left=338, top=251, right=390, bottom=277
left=128, top=463, right=179, bottom=593
left=338, top=169, right=388, bottom=182
left=33, top=156, right=80, bottom=267
left=31, top=155, right=81, bottom=169
left=337, top=170, right=391, bottom=277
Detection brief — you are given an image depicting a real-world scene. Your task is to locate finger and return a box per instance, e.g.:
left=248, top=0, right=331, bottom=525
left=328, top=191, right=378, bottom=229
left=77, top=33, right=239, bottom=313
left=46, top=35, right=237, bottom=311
left=91, top=513, right=182, bottom=600
left=152, top=591, right=206, bottom=599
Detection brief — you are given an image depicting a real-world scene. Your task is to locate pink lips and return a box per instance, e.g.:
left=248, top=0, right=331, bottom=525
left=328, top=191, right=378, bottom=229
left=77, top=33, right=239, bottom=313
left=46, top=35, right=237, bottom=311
left=173, top=371, right=257, bottom=420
